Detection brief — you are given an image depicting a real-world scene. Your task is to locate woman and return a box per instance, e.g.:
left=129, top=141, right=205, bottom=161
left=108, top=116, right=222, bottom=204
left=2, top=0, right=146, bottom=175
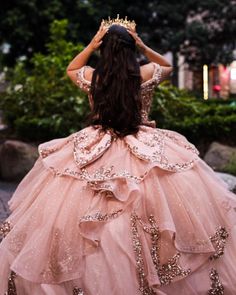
left=0, top=17, right=236, bottom=295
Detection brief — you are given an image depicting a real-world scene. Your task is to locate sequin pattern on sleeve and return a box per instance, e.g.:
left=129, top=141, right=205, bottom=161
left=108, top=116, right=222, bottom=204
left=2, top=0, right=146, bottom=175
left=140, top=63, right=162, bottom=126
left=76, top=66, right=91, bottom=93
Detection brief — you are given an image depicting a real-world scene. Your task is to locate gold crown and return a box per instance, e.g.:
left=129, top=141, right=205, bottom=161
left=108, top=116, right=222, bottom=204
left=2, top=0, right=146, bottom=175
left=102, top=14, right=136, bottom=31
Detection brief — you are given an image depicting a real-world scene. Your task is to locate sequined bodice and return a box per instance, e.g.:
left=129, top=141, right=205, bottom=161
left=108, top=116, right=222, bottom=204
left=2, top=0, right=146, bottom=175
left=76, top=63, right=162, bottom=127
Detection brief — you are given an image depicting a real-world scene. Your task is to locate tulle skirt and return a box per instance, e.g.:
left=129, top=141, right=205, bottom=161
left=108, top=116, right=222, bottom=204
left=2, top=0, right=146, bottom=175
left=0, top=126, right=236, bottom=294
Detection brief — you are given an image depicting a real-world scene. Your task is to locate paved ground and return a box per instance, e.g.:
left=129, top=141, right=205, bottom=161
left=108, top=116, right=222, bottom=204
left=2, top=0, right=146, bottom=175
left=0, top=181, right=18, bottom=221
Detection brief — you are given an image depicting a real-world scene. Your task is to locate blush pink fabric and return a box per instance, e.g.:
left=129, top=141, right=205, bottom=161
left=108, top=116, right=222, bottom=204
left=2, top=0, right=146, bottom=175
left=0, top=125, right=236, bottom=294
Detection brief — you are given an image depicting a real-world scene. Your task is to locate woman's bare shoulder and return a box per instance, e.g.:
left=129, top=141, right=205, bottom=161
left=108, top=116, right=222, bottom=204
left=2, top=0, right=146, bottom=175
left=140, top=63, right=157, bottom=83
left=83, top=66, right=94, bottom=83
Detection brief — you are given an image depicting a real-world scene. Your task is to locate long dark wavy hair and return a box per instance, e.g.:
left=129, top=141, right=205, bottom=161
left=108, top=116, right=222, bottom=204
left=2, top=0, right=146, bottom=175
left=90, top=24, right=142, bottom=137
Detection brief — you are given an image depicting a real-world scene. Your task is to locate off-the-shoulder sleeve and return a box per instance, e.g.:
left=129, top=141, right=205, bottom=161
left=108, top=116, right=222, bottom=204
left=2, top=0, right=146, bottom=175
left=152, top=62, right=163, bottom=85
left=76, top=66, right=91, bottom=93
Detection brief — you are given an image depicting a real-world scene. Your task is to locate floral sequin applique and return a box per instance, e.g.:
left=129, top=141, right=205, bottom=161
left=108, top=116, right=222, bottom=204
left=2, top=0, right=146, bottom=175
left=130, top=213, right=191, bottom=294
left=73, top=129, right=112, bottom=168
left=6, top=271, right=17, bottom=295
left=130, top=213, right=156, bottom=294
left=41, top=229, right=81, bottom=282
left=160, top=129, right=199, bottom=155
left=125, top=127, right=199, bottom=172
left=140, top=63, right=162, bottom=125
left=0, top=221, right=12, bottom=238
left=208, top=268, right=224, bottom=295
left=64, top=165, right=147, bottom=187
left=39, top=136, right=73, bottom=159
left=157, top=253, right=191, bottom=285
left=73, top=287, right=85, bottom=295
left=0, top=221, right=17, bottom=295
left=76, top=66, right=91, bottom=93
left=80, top=209, right=123, bottom=222
left=209, top=226, right=229, bottom=260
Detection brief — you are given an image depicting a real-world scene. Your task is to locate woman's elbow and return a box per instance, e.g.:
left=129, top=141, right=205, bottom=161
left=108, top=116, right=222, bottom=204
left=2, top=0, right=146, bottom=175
left=66, top=66, right=71, bottom=75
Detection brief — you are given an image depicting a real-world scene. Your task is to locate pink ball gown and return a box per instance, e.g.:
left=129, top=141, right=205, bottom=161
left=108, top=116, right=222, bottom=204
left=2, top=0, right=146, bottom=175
left=0, top=63, right=236, bottom=295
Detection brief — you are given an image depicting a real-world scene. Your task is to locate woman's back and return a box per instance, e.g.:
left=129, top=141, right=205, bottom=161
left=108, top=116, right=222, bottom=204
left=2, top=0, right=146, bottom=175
left=77, top=62, right=163, bottom=128
left=67, top=23, right=173, bottom=136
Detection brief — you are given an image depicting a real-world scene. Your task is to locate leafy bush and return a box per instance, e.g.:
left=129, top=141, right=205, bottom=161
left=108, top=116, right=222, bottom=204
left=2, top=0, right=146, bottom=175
left=0, top=19, right=89, bottom=141
left=150, top=83, right=236, bottom=152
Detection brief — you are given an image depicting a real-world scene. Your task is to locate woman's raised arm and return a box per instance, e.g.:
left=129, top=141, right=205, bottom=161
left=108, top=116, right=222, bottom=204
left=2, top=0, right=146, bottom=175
left=66, top=24, right=108, bottom=84
left=127, top=29, right=173, bottom=81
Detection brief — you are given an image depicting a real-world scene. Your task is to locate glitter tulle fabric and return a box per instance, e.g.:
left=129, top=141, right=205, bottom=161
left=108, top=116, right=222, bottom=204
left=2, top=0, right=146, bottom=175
left=0, top=63, right=236, bottom=295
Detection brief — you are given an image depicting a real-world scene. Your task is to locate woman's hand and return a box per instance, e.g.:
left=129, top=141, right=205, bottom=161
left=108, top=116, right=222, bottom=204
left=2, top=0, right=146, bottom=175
left=88, top=24, right=108, bottom=51
left=127, top=29, right=146, bottom=53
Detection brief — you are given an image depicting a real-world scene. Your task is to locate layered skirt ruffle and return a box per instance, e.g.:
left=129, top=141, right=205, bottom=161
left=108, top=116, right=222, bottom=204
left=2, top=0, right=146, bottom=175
left=0, top=126, right=236, bottom=294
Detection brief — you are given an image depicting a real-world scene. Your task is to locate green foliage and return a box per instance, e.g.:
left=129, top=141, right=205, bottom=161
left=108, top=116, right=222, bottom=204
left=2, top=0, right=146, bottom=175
left=1, top=0, right=235, bottom=68
left=150, top=83, right=236, bottom=149
left=1, top=19, right=235, bottom=148
left=0, top=19, right=89, bottom=141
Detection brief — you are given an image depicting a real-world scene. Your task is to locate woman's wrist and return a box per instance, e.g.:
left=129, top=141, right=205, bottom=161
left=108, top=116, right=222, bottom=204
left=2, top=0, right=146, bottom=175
left=141, top=44, right=149, bottom=54
left=87, top=43, right=96, bottom=53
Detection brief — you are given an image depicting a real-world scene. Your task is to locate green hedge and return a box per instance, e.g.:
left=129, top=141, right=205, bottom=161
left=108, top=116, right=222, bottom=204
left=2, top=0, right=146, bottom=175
left=0, top=19, right=89, bottom=142
left=151, top=84, right=236, bottom=151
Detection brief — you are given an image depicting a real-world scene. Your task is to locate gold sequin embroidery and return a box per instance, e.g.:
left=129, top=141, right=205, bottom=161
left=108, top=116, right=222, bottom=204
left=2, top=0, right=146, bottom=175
left=131, top=213, right=191, bottom=293
left=64, top=165, right=146, bottom=184
left=73, top=129, right=112, bottom=167
left=130, top=213, right=156, bottom=294
left=76, top=66, right=91, bottom=93
left=209, top=226, right=229, bottom=260
left=126, top=128, right=199, bottom=172
left=73, top=287, right=85, bottom=295
left=208, top=268, right=224, bottom=295
left=6, top=271, right=17, bottom=295
left=157, top=253, right=191, bottom=285
left=140, top=63, right=162, bottom=126
left=41, top=229, right=81, bottom=282
left=0, top=221, right=12, bottom=238
left=80, top=209, right=123, bottom=222
left=39, top=137, right=73, bottom=159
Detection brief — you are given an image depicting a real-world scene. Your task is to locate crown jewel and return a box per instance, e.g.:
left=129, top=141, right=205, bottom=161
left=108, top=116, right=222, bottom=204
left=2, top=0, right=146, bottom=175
left=102, top=14, right=136, bottom=31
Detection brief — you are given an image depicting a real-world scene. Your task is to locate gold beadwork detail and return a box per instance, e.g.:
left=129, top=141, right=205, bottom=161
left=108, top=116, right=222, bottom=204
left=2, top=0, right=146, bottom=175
left=157, top=253, right=191, bottom=285
left=80, top=209, right=123, bottom=222
left=0, top=221, right=12, bottom=238
left=64, top=165, right=146, bottom=185
left=130, top=213, right=156, bottom=294
left=209, top=226, right=229, bottom=260
left=140, top=63, right=162, bottom=126
left=39, top=137, right=73, bottom=159
left=208, top=268, right=224, bottom=295
left=73, top=287, right=85, bottom=295
left=6, top=271, right=17, bottom=295
left=41, top=229, right=81, bottom=282
left=131, top=212, right=191, bottom=293
left=76, top=66, right=91, bottom=93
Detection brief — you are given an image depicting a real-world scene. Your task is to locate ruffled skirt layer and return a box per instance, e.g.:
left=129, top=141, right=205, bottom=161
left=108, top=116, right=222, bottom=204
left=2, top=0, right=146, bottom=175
left=0, top=126, right=236, bottom=294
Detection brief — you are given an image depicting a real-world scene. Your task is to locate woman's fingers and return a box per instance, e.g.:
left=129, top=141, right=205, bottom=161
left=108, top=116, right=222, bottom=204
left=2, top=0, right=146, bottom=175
left=97, top=27, right=108, bottom=41
left=127, top=29, right=145, bottom=51
left=127, top=29, right=138, bottom=40
left=90, top=26, right=108, bottom=50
